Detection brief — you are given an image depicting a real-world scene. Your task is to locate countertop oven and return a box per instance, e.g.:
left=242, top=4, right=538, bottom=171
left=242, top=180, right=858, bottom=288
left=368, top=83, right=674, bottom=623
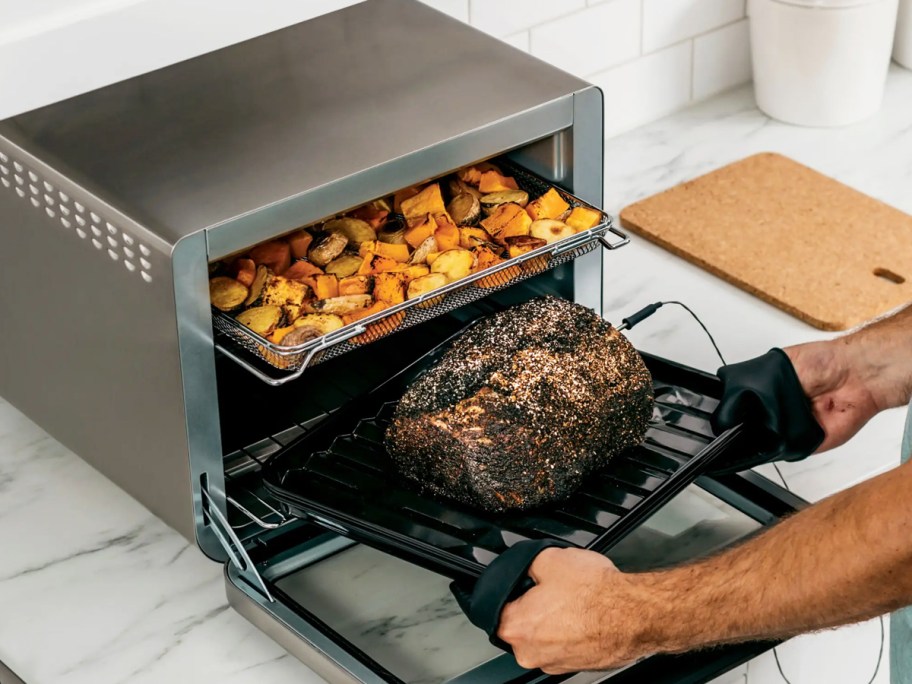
left=0, top=1, right=802, bottom=681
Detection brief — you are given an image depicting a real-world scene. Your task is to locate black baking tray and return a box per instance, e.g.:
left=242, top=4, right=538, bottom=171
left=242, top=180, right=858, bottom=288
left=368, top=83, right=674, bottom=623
left=263, top=323, right=744, bottom=581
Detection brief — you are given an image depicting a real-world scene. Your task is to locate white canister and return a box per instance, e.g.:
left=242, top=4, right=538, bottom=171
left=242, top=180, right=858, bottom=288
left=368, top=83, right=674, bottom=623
left=750, top=0, right=899, bottom=127
left=896, top=0, right=912, bottom=68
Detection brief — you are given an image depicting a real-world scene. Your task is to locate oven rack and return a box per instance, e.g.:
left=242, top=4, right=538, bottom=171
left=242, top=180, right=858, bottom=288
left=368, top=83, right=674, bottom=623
left=212, top=161, right=628, bottom=386
left=261, top=322, right=743, bottom=582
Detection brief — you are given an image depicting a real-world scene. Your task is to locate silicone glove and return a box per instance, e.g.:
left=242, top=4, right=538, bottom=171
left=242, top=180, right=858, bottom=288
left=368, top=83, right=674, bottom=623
left=709, top=348, right=824, bottom=475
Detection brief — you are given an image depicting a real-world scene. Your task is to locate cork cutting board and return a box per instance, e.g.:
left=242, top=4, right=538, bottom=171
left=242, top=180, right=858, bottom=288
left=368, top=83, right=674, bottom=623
left=619, top=153, right=912, bottom=331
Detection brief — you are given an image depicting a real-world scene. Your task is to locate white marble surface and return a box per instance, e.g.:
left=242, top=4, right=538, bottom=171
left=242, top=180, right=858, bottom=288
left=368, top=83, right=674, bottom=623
left=1, top=66, right=911, bottom=683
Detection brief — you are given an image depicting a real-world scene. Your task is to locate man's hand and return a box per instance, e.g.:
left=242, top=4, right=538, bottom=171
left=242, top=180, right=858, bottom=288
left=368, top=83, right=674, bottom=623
left=783, top=340, right=881, bottom=452
left=497, top=548, right=650, bottom=674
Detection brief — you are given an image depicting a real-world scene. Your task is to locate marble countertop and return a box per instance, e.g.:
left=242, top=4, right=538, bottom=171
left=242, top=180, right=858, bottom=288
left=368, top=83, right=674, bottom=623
left=2, top=65, right=911, bottom=684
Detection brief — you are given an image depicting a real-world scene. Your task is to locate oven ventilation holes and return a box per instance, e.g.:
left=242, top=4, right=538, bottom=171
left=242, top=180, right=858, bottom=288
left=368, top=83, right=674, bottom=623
left=0, top=152, right=153, bottom=284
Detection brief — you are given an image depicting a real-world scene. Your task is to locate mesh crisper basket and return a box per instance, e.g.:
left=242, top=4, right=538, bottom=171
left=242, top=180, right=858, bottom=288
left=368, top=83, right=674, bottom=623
left=211, top=160, right=625, bottom=377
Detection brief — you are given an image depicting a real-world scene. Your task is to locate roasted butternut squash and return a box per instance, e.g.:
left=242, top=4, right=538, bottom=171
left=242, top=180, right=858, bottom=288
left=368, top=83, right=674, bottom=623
left=526, top=188, right=570, bottom=221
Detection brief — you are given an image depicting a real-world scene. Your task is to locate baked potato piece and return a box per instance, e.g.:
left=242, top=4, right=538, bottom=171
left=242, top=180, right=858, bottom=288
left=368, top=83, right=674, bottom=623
left=447, top=177, right=483, bottom=201
left=209, top=277, right=249, bottom=312
left=407, top=273, right=449, bottom=300
left=244, top=265, right=271, bottom=307
left=447, top=193, right=481, bottom=226
left=325, top=217, right=377, bottom=248
left=308, top=232, right=348, bottom=267
left=430, top=248, right=475, bottom=283
left=480, top=190, right=529, bottom=215
left=236, top=306, right=284, bottom=337
left=324, top=253, right=364, bottom=278
left=313, top=294, right=373, bottom=315
left=530, top=219, right=576, bottom=244
left=294, top=313, right=345, bottom=335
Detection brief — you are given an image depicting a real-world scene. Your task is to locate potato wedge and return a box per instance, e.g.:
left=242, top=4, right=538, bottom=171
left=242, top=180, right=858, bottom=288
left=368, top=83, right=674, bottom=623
left=324, top=253, right=364, bottom=278
left=209, top=277, right=249, bottom=312
left=324, top=217, right=377, bottom=247
left=407, top=272, right=449, bottom=300
left=312, top=294, right=373, bottom=315
left=430, top=248, right=475, bottom=283
left=244, top=265, right=271, bottom=306
left=293, top=313, right=345, bottom=335
left=530, top=219, right=576, bottom=244
left=236, top=306, right=283, bottom=336
left=480, top=190, right=529, bottom=215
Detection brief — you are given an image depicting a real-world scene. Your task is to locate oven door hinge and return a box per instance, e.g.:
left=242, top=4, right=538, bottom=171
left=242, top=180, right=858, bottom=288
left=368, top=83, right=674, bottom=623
left=201, top=487, right=274, bottom=602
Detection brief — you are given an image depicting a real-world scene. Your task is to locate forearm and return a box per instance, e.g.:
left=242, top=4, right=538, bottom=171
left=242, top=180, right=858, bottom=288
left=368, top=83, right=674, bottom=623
left=625, top=461, right=912, bottom=654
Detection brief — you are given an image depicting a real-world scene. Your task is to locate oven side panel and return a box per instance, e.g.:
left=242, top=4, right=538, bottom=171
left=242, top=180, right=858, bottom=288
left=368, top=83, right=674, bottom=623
left=0, top=140, right=204, bottom=548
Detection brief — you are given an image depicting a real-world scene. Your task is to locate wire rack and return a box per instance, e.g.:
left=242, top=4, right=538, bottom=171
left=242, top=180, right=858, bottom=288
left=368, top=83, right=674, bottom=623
left=212, top=160, right=628, bottom=386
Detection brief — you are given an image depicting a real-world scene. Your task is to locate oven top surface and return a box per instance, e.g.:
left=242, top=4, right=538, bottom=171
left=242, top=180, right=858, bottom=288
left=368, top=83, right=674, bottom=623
left=0, top=0, right=588, bottom=247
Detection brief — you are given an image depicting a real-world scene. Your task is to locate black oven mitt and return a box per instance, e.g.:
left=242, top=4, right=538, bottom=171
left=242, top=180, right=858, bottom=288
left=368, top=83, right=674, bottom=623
left=450, top=539, right=571, bottom=653
left=708, top=348, right=824, bottom=475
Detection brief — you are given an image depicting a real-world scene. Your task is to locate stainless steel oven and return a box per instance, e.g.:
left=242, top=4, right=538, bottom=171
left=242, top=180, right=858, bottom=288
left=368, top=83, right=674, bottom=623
left=0, top=1, right=802, bottom=681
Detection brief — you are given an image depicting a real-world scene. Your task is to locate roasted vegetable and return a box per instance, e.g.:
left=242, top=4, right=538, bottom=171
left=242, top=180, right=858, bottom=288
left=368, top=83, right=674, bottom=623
left=244, top=265, right=271, bottom=307
left=404, top=214, right=437, bottom=249
left=447, top=177, right=483, bottom=201
left=480, top=190, right=529, bottom=215
left=526, top=188, right=570, bottom=221
left=280, top=325, right=322, bottom=347
left=430, top=248, right=475, bottom=283
left=472, top=246, right=521, bottom=288
left=285, top=259, right=324, bottom=281
left=407, top=273, right=449, bottom=300
left=408, top=236, right=437, bottom=265
left=377, top=223, right=407, bottom=245
left=505, top=235, right=547, bottom=258
left=308, top=232, right=348, bottom=267
left=288, top=231, right=314, bottom=260
left=459, top=227, right=494, bottom=249
left=231, top=258, right=257, bottom=288
left=457, top=162, right=501, bottom=187
left=564, top=206, right=602, bottom=232
left=349, top=203, right=389, bottom=230
left=341, top=299, right=388, bottom=325
left=236, top=306, right=283, bottom=336
left=325, top=217, right=377, bottom=247
left=209, top=277, right=249, bottom=312
left=433, top=215, right=461, bottom=252
left=324, top=254, right=364, bottom=278
left=248, top=240, right=292, bottom=275
left=339, top=275, right=373, bottom=296
left=393, top=186, right=421, bottom=214
left=447, top=193, right=481, bottom=226
left=312, top=274, right=340, bottom=300
left=261, top=273, right=309, bottom=323
left=478, top=170, right=520, bottom=193
left=313, top=294, right=373, bottom=315
left=267, top=325, right=296, bottom=345
left=481, top=203, right=533, bottom=244
left=530, top=219, right=575, bottom=244
left=359, top=241, right=410, bottom=262
left=294, top=313, right=345, bottom=335
left=373, top=272, right=407, bottom=305
left=352, top=310, right=406, bottom=345
left=399, top=264, right=430, bottom=283
left=358, top=253, right=401, bottom=275
left=400, top=183, right=446, bottom=220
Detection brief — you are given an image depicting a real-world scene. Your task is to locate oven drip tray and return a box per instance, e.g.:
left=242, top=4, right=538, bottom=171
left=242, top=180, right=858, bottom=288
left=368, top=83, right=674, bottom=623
left=263, top=323, right=743, bottom=581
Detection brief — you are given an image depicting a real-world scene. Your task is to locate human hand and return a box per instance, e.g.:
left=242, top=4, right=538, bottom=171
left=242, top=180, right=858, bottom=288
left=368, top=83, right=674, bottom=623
left=497, top=547, right=651, bottom=674
left=783, top=339, right=880, bottom=453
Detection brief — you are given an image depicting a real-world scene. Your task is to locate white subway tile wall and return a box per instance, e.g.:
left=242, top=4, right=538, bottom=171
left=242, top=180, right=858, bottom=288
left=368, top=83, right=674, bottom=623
left=418, top=0, right=752, bottom=139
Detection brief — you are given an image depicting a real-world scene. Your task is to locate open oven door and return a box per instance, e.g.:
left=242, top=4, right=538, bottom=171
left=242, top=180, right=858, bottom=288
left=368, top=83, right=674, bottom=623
left=219, top=470, right=804, bottom=684
left=207, top=305, right=810, bottom=684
